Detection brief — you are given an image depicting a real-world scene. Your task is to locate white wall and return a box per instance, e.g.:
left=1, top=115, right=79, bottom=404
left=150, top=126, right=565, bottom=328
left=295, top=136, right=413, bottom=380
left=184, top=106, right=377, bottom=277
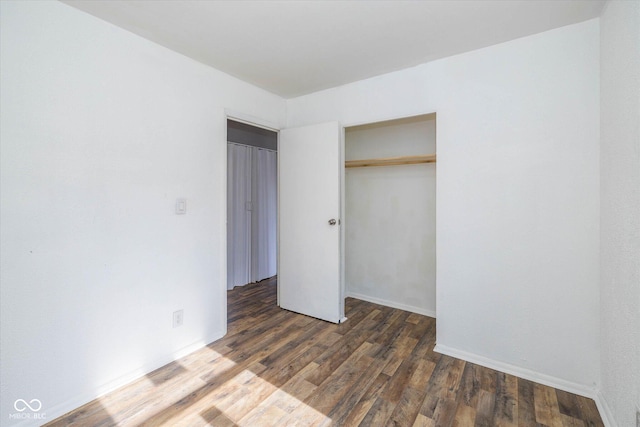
left=0, top=1, right=611, bottom=423
left=288, top=20, right=601, bottom=393
left=345, top=116, right=436, bottom=316
left=599, top=1, right=640, bottom=426
left=0, top=1, right=285, bottom=424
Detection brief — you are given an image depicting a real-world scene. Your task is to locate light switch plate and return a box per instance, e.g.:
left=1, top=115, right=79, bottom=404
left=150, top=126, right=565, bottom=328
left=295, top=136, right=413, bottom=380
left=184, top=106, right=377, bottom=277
left=176, top=198, right=187, bottom=214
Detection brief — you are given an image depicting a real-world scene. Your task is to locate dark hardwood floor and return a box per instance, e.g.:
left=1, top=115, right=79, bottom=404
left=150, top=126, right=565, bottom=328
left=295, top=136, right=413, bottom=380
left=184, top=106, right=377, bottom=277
left=47, top=277, right=604, bottom=426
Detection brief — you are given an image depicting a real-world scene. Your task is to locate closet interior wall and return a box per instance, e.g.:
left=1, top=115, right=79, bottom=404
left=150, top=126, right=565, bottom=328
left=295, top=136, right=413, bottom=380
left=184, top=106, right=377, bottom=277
left=345, top=114, right=436, bottom=317
left=227, top=120, right=277, bottom=290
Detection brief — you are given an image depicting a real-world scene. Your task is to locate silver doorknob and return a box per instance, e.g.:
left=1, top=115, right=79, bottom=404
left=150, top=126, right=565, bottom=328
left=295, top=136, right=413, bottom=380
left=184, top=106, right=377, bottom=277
left=328, top=219, right=337, bottom=225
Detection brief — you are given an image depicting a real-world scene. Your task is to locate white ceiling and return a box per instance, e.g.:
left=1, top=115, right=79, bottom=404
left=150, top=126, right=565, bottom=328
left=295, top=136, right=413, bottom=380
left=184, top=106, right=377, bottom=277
left=62, top=0, right=606, bottom=98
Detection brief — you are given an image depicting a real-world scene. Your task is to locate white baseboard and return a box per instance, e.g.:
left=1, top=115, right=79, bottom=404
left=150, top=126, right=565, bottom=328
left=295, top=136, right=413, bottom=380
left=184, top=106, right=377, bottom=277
left=346, top=291, right=436, bottom=318
left=26, top=330, right=225, bottom=427
left=433, top=343, right=598, bottom=400
left=435, top=345, right=617, bottom=427
left=593, top=389, right=618, bottom=427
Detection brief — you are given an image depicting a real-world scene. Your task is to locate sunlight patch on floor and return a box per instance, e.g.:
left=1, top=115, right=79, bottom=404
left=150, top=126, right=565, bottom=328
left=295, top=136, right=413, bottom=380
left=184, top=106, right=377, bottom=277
left=218, top=366, right=330, bottom=427
left=93, top=347, right=331, bottom=426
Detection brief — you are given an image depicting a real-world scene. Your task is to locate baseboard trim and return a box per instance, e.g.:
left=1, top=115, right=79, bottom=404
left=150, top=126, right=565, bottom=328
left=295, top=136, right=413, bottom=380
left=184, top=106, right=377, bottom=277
left=33, top=330, right=225, bottom=427
left=433, top=343, right=598, bottom=400
left=346, top=291, right=436, bottom=318
left=593, top=389, right=618, bottom=427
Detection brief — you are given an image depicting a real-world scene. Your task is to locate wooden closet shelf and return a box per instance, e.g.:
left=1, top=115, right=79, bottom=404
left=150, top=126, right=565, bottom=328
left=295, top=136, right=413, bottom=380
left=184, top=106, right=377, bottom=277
left=345, top=154, right=436, bottom=168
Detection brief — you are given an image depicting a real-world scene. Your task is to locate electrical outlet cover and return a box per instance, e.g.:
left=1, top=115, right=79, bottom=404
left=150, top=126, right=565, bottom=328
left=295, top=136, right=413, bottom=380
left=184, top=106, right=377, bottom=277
left=173, top=309, right=184, bottom=328
left=175, top=198, right=187, bottom=214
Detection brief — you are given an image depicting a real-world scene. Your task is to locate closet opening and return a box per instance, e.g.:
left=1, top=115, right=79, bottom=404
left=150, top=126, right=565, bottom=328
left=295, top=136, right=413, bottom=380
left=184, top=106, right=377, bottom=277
left=344, top=113, right=437, bottom=318
left=226, top=119, right=278, bottom=297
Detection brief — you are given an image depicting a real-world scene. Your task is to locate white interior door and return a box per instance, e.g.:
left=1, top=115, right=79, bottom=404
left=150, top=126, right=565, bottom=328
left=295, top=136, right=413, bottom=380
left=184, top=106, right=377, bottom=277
left=279, top=122, right=343, bottom=323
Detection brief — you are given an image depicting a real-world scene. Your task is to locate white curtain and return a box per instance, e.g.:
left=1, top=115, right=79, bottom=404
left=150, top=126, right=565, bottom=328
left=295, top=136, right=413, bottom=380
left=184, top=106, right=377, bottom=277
left=227, top=143, right=277, bottom=290
left=252, top=148, right=277, bottom=281
left=227, top=143, right=252, bottom=290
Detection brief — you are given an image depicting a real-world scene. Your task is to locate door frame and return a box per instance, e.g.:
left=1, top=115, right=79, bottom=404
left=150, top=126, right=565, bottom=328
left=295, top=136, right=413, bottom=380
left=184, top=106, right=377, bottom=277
left=224, top=109, right=281, bottom=309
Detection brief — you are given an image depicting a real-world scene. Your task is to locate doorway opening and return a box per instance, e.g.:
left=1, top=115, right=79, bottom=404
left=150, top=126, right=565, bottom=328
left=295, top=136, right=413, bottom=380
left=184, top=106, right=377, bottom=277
left=226, top=119, right=278, bottom=294
left=344, top=113, right=437, bottom=318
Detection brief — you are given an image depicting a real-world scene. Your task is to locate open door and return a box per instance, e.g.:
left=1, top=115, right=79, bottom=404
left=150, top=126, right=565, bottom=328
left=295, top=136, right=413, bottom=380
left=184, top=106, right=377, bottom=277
left=279, top=122, right=344, bottom=323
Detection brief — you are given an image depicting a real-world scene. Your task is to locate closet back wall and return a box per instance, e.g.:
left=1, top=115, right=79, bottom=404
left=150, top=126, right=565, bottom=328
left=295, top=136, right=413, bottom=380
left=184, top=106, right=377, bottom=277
left=345, top=115, right=437, bottom=317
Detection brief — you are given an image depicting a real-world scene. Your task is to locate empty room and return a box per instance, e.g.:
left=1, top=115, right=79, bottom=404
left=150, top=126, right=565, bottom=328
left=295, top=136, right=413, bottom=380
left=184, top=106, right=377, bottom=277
left=1, top=1, right=638, bottom=426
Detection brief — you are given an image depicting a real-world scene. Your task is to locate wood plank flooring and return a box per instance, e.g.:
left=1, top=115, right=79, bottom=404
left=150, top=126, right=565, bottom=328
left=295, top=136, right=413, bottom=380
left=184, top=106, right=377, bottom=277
left=47, top=278, right=604, bottom=426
